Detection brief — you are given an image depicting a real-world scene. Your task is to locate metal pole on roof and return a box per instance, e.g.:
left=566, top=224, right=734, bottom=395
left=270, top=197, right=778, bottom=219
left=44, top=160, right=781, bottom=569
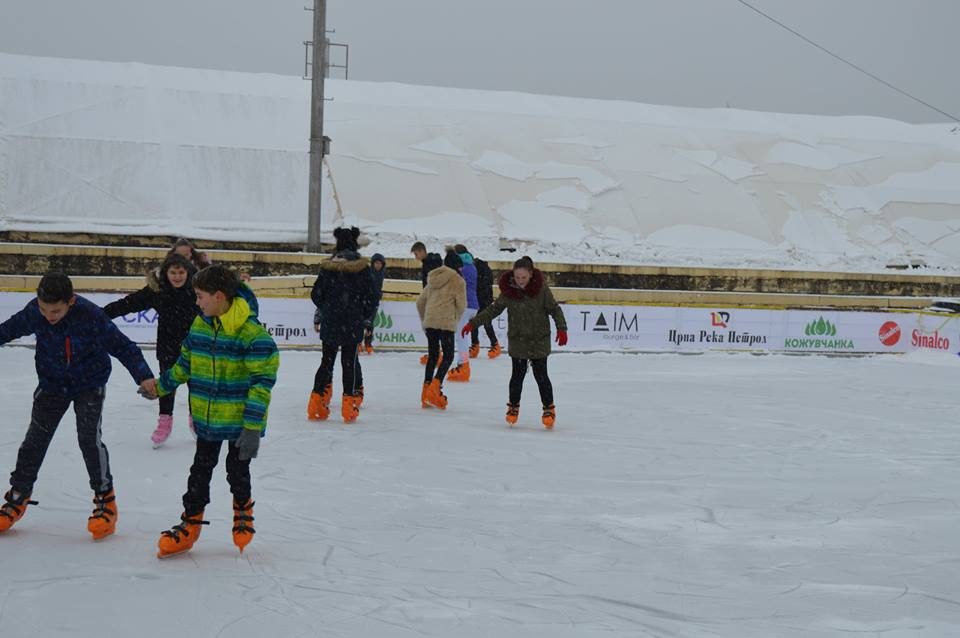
left=306, top=0, right=328, bottom=253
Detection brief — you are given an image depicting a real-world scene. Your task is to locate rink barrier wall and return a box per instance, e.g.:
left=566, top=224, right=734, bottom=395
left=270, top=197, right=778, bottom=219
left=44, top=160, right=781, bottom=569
left=0, top=291, right=955, bottom=356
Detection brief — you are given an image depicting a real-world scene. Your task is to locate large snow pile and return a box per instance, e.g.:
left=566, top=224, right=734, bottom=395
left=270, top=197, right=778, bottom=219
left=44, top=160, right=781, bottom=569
left=3, top=53, right=960, bottom=272
left=0, top=348, right=958, bottom=636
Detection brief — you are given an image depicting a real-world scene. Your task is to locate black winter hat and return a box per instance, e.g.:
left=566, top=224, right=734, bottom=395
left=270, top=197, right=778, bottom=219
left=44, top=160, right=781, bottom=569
left=333, top=226, right=360, bottom=253
left=444, top=251, right=463, bottom=270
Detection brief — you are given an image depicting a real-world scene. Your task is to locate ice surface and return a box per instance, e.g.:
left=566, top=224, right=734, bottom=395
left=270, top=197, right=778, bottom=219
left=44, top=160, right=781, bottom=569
left=1, top=347, right=958, bottom=637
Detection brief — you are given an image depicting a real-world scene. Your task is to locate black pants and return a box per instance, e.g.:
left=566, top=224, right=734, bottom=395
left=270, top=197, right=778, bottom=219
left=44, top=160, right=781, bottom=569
left=158, top=357, right=177, bottom=416
left=10, top=386, right=111, bottom=495
left=424, top=328, right=455, bottom=384
left=182, top=438, right=251, bottom=515
left=313, top=340, right=362, bottom=396
left=471, top=320, right=498, bottom=347
left=509, top=357, right=554, bottom=407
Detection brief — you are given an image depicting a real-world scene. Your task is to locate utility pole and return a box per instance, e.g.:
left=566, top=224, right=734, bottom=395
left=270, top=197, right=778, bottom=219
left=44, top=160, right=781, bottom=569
left=306, top=0, right=328, bottom=253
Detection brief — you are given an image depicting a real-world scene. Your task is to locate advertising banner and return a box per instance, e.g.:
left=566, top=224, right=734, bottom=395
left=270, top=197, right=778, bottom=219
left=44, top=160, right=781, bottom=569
left=0, top=291, right=957, bottom=355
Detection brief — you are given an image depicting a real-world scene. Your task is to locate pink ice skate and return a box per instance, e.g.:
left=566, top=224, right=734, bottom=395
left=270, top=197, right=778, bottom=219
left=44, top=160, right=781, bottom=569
left=151, top=414, right=173, bottom=448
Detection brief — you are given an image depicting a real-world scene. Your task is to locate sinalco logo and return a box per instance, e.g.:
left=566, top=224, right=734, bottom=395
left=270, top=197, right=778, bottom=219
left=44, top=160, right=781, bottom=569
left=372, top=310, right=393, bottom=329
left=785, top=316, right=854, bottom=351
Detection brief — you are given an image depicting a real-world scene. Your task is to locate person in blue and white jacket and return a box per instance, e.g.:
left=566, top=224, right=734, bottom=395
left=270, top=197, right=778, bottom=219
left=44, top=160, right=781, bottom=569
left=446, top=244, right=479, bottom=382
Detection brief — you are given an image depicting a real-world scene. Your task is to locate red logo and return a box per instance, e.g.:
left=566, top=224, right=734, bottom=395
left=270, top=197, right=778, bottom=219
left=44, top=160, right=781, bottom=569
left=878, top=321, right=901, bottom=347
left=911, top=329, right=950, bottom=351
left=711, top=311, right=730, bottom=328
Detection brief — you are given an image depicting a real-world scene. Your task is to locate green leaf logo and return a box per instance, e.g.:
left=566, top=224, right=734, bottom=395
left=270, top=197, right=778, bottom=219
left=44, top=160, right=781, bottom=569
left=374, top=310, right=393, bottom=330
left=804, top=317, right=837, bottom=336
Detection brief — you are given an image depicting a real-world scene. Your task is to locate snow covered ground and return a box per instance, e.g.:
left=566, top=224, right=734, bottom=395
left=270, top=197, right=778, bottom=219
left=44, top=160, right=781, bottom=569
left=1, top=346, right=959, bottom=637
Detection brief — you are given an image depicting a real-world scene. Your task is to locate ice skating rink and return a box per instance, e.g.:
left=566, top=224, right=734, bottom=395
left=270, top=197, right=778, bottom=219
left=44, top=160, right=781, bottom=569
left=1, top=347, right=958, bottom=637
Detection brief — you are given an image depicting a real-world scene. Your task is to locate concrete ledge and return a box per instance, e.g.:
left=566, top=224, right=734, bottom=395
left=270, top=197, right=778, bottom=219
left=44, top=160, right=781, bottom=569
left=3, top=241, right=960, bottom=297
left=0, top=275, right=934, bottom=310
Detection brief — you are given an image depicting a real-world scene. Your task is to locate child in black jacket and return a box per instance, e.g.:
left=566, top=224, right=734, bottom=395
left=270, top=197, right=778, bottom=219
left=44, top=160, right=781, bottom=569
left=103, top=253, right=198, bottom=447
left=0, top=272, right=155, bottom=539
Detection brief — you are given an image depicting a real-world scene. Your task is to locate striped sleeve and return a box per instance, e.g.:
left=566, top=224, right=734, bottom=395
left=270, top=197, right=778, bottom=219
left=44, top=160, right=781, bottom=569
left=241, top=328, right=280, bottom=432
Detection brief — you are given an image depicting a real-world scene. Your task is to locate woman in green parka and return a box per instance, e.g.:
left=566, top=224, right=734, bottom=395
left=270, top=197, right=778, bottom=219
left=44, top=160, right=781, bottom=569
left=462, top=256, right=567, bottom=428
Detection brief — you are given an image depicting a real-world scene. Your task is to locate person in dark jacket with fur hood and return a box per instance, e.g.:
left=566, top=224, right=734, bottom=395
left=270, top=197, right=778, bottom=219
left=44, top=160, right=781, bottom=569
left=463, top=256, right=567, bottom=429
left=103, top=253, right=199, bottom=447
left=309, top=227, right=379, bottom=423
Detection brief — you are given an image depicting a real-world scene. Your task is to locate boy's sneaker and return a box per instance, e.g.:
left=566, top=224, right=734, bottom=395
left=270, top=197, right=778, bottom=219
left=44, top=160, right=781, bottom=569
left=151, top=414, right=173, bottom=448
left=542, top=404, right=556, bottom=429
left=0, top=490, right=37, bottom=532
left=232, top=499, right=255, bottom=553
left=87, top=489, right=117, bottom=540
left=505, top=403, right=519, bottom=426
left=487, top=343, right=502, bottom=359
left=157, top=510, right=208, bottom=558
left=469, top=343, right=480, bottom=358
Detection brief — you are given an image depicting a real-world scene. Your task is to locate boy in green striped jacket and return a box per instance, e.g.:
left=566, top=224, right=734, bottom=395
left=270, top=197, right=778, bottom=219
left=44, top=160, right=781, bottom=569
left=147, top=265, right=279, bottom=558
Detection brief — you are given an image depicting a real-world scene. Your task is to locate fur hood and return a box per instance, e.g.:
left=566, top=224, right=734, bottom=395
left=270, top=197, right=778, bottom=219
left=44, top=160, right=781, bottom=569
left=426, top=265, right=461, bottom=290
left=497, top=268, right=544, bottom=300
left=145, top=262, right=197, bottom=293
left=320, top=251, right=369, bottom=273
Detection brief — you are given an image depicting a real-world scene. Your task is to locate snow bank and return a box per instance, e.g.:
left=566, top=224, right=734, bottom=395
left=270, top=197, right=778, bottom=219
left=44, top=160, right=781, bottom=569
left=4, top=53, right=960, bottom=272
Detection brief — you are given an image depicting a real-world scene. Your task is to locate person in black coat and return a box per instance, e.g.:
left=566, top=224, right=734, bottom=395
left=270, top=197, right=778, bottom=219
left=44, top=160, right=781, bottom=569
left=309, top=227, right=378, bottom=423
left=411, top=241, right=442, bottom=288
left=470, top=257, right=501, bottom=357
left=103, top=253, right=198, bottom=446
left=362, top=253, right=387, bottom=353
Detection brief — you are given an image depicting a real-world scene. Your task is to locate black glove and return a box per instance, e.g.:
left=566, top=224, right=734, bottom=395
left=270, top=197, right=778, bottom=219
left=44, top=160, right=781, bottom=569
left=236, top=428, right=260, bottom=461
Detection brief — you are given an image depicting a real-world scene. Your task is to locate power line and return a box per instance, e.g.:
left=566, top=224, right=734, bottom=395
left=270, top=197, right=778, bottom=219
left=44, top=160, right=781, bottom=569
left=733, top=0, right=959, bottom=122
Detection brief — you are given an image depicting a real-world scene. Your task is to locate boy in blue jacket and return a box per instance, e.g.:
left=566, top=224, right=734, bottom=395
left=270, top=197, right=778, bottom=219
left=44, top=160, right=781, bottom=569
left=0, top=272, right=156, bottom=539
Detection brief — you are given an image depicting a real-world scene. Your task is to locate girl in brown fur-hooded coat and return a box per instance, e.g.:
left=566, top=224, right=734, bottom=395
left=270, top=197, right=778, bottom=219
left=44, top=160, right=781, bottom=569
left=416, top=255, right=466, bottom=400
left=416, top=264, right=466, bottom=333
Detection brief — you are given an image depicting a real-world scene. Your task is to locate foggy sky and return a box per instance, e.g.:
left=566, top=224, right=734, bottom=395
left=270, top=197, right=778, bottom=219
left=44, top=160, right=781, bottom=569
left=3, top=0, right=957, bottom=123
